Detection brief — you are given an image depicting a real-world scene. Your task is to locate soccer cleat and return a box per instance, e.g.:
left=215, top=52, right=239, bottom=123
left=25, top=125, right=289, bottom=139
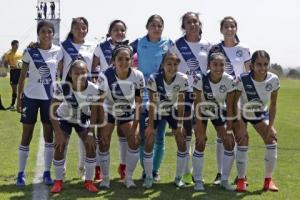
left=182, top=172, right=193, bottom=185
left=194, top=180, right=205, bottom=191
left=43, top=171, right=54, bottom=185
left=174, top=176, right=185, bottom=188
left=124, top=178, right=136, bottom=189
left=213, top=173, right=222, bottom=185
left=263, top=178, right=279, bottom=192
left=234, top=175, right=248, bottom=186
left=16, top=171, right=26, bottom=187
left=143, top=177, right=153, bottom=189
left=153, top=171, right=160, bottom=182
left=117, top=164, right=126, bottom=181
left=51, top=180, right=63, bottom=193
left=7, top=105, right=16, bottom=111
left=141, top=171, right=146, bottom=180
left=99, top=176, right=110, bottom=189
left=94, top=166, right=103, bottom=182
left=78, top=166, right=85, bottom=180
left=236, top=178, right=247, bottom=192
left=84, top=180, right=98, bottom=193
left=220, top=180, right=235, bottom=191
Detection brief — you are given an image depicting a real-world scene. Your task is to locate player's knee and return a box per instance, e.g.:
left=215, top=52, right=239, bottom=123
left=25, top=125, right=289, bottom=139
left=195, top=138, right=206, bottom=152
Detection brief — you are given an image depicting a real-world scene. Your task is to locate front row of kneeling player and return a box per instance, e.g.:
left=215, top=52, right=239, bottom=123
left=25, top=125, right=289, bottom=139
left=51, top=45, right=279, bottom=193
left=16, top=39, right=278, bottom=193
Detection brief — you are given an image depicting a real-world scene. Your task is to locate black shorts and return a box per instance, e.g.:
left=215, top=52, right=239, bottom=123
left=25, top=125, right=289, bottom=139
left=10, top=69, right=21, bottom=85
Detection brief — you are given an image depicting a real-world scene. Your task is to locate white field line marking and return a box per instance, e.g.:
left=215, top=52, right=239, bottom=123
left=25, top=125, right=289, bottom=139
left=32, top=129, right=48, bottom=200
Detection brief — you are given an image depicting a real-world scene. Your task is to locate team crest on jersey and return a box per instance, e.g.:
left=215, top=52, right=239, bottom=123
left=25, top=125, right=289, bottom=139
left=265, top=83, right=273, bottom=91
left=173, top=85, right=180, bottom=92
left=236, top=50, right=243, bottom=57
left=219, top=85, right=227, bottom=93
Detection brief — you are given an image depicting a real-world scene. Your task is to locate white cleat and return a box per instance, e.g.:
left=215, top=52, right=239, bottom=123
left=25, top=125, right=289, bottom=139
left=99, top=176, right=110, bottom=189
left=124, top=178, right=136, bottom=189
left=220, top=180, right=235, bottom=191
left=174, top=176, right=185, bottom=188
left=194, top=180, right=205, bottom=191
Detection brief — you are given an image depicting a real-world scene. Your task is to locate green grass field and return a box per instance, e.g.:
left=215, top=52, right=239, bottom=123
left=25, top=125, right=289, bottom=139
left=0, top=77, right=299, bottom=200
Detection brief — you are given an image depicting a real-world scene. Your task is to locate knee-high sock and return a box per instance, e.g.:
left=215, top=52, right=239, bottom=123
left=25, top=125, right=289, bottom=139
left=125, top=148, right=140, bottom=180
left=11, top=93, right=17, bottom=106
left=175, top=151, right=188, bottom=178
left=265, top=144, right=277, bottom=178
left=153, top=120, right=166, bottom=172
left=236, top=146, right=248, bottom=179
left=192, top=150, right=204, bottom=182
left=184, top=136, right=192, bottom=174
left=221, top=150, right=234, bottom=181
left=118, top=137, right=127, bottom=165
left=98, top=151, right=110, bottom=178
left=216, top=137, right=224, bottom=174
left=18, top=145, right=29, bottom=172
left=44, top=142, right=54, bottom=171
left=96, top=138, right=101, bottom=166
left=53, top=159, right=65, bottom=180
left=85, top=157, right=96, bottom=180
left=143, top=152, right=153, bottom=178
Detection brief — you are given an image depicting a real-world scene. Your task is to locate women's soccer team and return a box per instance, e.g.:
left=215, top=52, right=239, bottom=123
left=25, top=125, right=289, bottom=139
left=14, top=11, right=280, bottom=194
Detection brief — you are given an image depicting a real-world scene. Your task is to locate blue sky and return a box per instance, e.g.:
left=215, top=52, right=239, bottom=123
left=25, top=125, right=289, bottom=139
left=1, top=0, right=299, bottom=67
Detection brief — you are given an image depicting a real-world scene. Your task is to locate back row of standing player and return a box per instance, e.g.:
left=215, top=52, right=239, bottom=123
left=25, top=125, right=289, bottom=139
left=15, top=12, right=279, bottom=193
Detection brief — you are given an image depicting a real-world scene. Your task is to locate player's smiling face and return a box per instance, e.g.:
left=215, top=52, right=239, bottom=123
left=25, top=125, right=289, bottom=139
left=111, top=22, right=126, bottom=43
left=163, top=56, right=179, bottom=78
left=147, top=19, right=164, bottom=41
left=221, top=19, right=237, bottom=39
left=252, top=56, right=269, bottom=77
left=209, top=57, right=225, bottom=78
left=71, top=20, right=88, bottom=42
left=70, top=62, right=88, bottom=88
left=114, top=49, right=131, bottom=71
left=38, top=25, right=54, bottom=45
left=183, top=13, right=201, bottom=36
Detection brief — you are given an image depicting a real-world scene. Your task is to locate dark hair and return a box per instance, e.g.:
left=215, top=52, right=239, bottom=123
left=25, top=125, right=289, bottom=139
left=66, top=17, right=89, bottom=40
left=65, top=55, right=86, bottom=84
left=37, top=20, right=55, bottom=35
left=208, top=52, right=226, bottom=63
left=251, top=50, right=270, bottom=66
left=106, top=20, right=127, bottom=40
left=111, top=42, right=133, bottom=63
left=161, top=52, right=180, bottom=65
left=220, top=16, right=240, bottom=43
left=11, top=40, right=19, bottom=46
left=181, top=12, right=202, bottom=35
left=146, top=14, right=164, bottom=29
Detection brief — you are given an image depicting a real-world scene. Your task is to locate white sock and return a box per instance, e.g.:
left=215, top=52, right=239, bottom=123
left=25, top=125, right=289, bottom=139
left=192, top=150, right=204, bottom=181
left=176, top=151, right=188, bottom=178
left=119, top=137, right=127, bottom=165
left=236, top=146, right=248, bottom=179
left=18, top=145, right=29, bottom=172
left=85, top=157, right=96, bottom=181
left=143, top=151, right=153, bottom=178
left=53, top=159, right=65, bottom=180
left=96, top=138, right=101, bottom=166
left=78, top=138, right=86, bottom=169
left=125, top=148, right=140, bottom=180
left=184, top=136, right=192, bottom=174
left=265, top=144, right=277, bottom=178
left=221, top=150, right=234, bottom=181
left=216, top=137, right=224, bottom=174
left=98, top=151, right=110, bottom=178
left=44, top=142, right=54, bottom=171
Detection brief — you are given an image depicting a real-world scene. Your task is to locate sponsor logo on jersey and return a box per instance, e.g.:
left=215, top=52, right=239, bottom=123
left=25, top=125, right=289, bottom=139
left=180, top=46, right=188, bottom=51
left=187, top=58, right=200, bottom=71
left=246, top=84, right=253, bottom=89
left=265, top=83, right=273, bottom=91
left=86, top=94, right=94, bottom=102
left=39, top=66, right=50, bottom=78
left=67, top=47, right=75, bottom=52
left=236, top=49, right=243, bottom=57
left=219, top=85, right=227, bottom=93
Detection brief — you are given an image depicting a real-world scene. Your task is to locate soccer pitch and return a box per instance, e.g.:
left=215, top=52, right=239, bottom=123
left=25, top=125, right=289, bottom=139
left=0, top=77, right=299, bottom=200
